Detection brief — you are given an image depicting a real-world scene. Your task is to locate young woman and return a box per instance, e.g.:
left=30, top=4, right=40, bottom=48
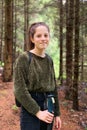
left=14, top=22, right=61, bottom=130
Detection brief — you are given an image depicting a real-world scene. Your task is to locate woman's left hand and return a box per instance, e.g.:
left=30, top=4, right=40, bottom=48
left=53, top=116, right=61, bottom=130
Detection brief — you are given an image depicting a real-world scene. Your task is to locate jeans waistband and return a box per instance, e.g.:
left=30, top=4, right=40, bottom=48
left=29, top=91, right=54, bottom=97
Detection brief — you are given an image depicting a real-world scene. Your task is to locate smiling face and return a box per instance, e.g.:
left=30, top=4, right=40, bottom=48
left=31, top=25, right=50, bottom=51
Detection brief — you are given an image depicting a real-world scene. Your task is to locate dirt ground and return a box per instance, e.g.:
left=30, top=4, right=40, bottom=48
left=0, top=78, right=87, bottom=130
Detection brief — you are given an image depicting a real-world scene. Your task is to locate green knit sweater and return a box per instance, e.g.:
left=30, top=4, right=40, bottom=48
left=13, top=51, right=60, bottom=116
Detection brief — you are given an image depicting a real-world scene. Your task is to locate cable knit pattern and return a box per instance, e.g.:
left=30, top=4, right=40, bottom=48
left=13, top=51, right=60, bottom=116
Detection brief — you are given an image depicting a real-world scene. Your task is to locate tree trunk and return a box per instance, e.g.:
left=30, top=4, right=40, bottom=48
left=24, top=0, right=29, bottom=51
left=73, top=0, right=80, bottom=110
left=13, top=0, right=17, bottom=63
left=0, top=0, right=4, bottom=64
left=59, top=0, right=63, bottom=84
left=65, top=0, right=74, bottom=99
left=80, top=0, right=84, bottom=81
left=3, top=0, right=13, bottom=82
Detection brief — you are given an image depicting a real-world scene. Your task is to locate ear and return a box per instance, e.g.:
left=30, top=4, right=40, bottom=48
left=30, top=36, right=34, bottom=43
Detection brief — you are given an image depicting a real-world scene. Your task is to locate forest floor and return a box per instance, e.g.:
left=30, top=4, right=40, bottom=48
left=0, top=76, right=87, bottom=130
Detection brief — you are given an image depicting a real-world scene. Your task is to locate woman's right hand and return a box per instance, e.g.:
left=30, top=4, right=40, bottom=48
left=36, top=110, right=54, bottom=123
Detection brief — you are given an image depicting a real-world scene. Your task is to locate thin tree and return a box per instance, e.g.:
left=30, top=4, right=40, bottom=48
left=65, top=0, right=74, bottom=99
left=59, top=0, right=63, bottom=84
left=73, top=0, right=80, bottom=110
left=24, top=0, right=29, bottom=51
left=13, top=0, right=16, bottom=63
left=0, top=0, right=4, bottom=64
left=80, top=0, right=84, bottom=81
left=3, top=0, right=13, bottom=81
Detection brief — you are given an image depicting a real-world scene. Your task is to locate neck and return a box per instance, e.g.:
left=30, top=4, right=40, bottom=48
left=30, top=48, right=45, bottom=57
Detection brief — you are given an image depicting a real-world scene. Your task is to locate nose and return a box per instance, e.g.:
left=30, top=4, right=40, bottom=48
left=41, top=35, right=46, bottom=40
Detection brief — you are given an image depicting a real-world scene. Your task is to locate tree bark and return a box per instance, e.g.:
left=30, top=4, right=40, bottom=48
left=73, top=0, right=80, bottom=110
left=3, top=0, right=13, bottom=82
left=0, top=0, right=4, bottom=64
left=59, top=0, right=63, bottom=84
left=24, top=0, right=29, bottom=51
left=65, top=0, right=74, bottom=99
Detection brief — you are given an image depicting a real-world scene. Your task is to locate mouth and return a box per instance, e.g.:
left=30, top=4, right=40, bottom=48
left=40, top=42, right=47, bottom=45
left=40, top=43, right=48, bottom=48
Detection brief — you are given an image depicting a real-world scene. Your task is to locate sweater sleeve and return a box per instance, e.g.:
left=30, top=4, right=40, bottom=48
left=13, top=53, right=40, bottom=115
left=52, top=61, right=61, bottom=116
left=54, top=85, right=61, bottom=116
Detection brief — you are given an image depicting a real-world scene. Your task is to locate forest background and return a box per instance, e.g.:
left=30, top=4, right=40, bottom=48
left=0, top=0, right=87, bottom=130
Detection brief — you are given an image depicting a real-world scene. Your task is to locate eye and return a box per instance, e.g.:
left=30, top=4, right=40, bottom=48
left=44, top=34, right=48, bottom=37
left=37, top=34, right=41, bottom=38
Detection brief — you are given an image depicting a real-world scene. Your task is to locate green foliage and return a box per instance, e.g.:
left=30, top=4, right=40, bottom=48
left=12, top=105, right=19, bottom=112
left=16, top=46, right=23, bottom=53
left=46, top=37, right=60, bottom=77
left=0, top=61, right=4, bottom=67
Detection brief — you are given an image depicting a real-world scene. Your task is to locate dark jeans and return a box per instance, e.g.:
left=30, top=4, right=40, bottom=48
left=20, top=92, right=53, bottom=130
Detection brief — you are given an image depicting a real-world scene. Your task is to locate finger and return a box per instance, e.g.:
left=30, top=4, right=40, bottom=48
left=46, top=116, right=53, bottom=123
left=48, top=112, right=54, bottom=117
left=55, top=123, right=61, bottom=130
left=46, top=119, right=53, bottom=124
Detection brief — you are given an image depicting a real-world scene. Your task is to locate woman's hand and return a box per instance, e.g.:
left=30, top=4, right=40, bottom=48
left=36, top=110, right=54, bottom=124
left=53, top=116, right=61, bottom=130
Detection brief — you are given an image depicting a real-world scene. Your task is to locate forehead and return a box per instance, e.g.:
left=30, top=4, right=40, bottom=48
left=35, top=25, right=49, bottom=34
